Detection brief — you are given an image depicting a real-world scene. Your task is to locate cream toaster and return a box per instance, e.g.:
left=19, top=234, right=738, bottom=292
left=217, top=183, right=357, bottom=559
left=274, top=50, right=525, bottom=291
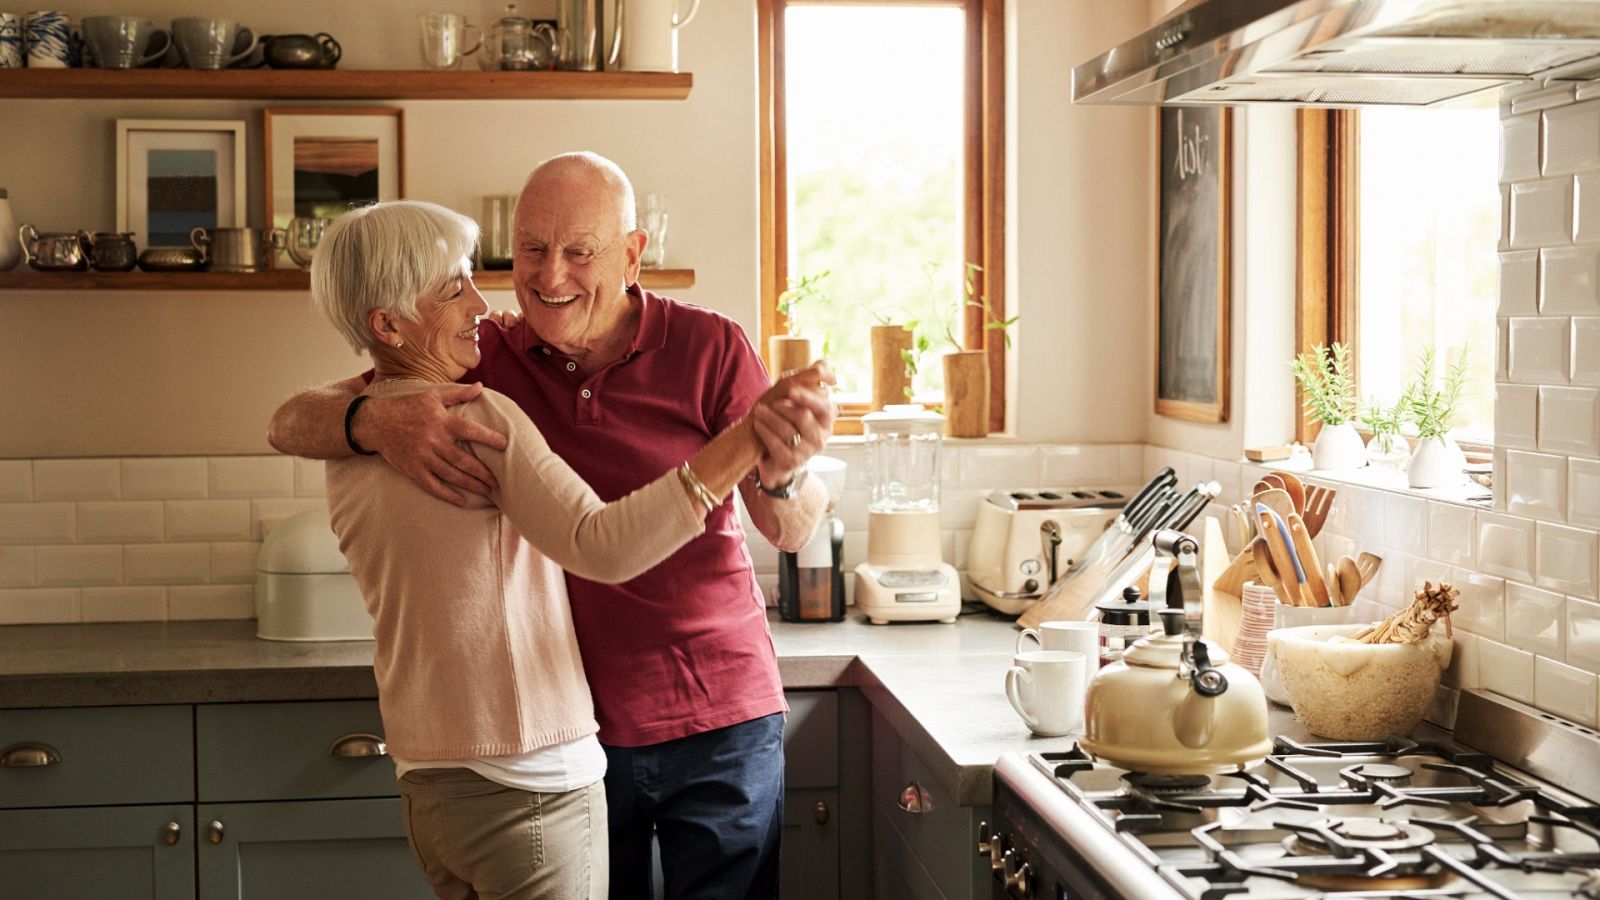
left=966, top=488, right=1129, bottom=615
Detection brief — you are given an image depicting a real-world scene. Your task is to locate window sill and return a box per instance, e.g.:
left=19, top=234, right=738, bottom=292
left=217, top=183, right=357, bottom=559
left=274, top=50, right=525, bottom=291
left=1253, top=458, right=1492, bottom=510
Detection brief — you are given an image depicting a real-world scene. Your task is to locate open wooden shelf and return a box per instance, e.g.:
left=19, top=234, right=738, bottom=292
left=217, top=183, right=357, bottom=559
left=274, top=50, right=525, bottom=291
left=0, top=69, right=692, bottom=100
left=0, top=268, right=696, bottom=291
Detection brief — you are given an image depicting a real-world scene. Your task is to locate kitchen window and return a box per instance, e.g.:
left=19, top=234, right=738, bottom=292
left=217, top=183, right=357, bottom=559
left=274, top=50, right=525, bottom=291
left=1298, top=107, right=1501, bottom=448
left=757, top=0, right=1005, bottom=433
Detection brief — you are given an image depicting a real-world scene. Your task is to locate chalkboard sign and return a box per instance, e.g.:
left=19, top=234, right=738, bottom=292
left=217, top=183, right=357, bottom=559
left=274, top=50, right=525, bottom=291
left=1156, top=106, right=1231, bottom=423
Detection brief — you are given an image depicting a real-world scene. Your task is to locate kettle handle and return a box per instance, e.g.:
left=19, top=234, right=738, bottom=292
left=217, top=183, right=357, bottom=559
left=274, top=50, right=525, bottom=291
left=674, top=0, right=701, bottom=29
left=18, top=223, right=37, bottom=266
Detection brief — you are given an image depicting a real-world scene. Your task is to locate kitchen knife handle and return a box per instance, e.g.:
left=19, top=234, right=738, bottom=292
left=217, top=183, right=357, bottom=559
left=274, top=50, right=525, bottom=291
left=1120, top=467, right=1175, bottom=525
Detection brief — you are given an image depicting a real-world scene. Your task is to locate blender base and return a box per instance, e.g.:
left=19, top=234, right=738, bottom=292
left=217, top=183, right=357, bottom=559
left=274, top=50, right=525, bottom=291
left=853, top=562, right=962, bottom=624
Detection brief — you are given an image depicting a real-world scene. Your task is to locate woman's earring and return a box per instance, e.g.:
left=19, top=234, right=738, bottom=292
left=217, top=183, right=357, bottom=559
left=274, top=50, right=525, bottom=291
left=395, top=339, right=405, bottom=349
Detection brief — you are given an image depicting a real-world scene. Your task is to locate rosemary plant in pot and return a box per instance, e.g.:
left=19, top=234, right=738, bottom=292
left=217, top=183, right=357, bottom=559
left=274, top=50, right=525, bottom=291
left=770, top=271, right=828, bottom=382
left=1360, top=397, right=1408, bottom=475
left=1291, top=343, right=1365, bottom=470
left=943, top=263, right=1015, bottom=438
left=1402, top=345, right=1471, bottom=489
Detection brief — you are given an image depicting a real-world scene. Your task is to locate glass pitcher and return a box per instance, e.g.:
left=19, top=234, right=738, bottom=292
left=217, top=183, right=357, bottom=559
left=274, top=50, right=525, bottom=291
left=861, top=405, right=944, bottom=514
left=482, top=5, right=556, bottom=70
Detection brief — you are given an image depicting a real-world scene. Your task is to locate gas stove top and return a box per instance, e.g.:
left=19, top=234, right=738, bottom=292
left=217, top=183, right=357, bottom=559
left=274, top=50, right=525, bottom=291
left=990, top=693, right=1600, bottom=900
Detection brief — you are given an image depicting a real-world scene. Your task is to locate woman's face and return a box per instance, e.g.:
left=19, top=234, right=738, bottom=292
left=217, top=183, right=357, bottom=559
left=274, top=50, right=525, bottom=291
left=395, top=260, right=489, bottom=378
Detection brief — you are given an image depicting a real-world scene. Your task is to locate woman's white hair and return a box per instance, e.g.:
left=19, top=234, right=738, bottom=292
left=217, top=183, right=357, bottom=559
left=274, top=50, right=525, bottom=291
left=311, top=200, right=480, bottom=353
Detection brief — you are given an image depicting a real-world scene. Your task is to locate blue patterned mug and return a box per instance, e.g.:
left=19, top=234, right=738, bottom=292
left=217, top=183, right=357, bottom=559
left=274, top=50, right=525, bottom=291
left=0, top=13, right=22, bottom=68
left=24, top=10, right=70, bottom=67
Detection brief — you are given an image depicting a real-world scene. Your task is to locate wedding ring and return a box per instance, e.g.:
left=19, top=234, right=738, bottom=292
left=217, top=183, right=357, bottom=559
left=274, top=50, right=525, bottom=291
left=788, top=432, right=802, bottom=448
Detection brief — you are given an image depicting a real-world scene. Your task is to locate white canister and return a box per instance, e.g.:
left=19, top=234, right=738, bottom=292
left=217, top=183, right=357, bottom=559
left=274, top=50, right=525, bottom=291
left=1260, top=602, right=1359, bottom=705
left=620, top=0, right=700, bottom=73
left=0, top=189, right=20, bottom=270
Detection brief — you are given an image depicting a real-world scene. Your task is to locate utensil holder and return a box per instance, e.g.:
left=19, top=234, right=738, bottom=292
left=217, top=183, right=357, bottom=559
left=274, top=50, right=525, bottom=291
left=1230, top=581, right=1276, bottom=676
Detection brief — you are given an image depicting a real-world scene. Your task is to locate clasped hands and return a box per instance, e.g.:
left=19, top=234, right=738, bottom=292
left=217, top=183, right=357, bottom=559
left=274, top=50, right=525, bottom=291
left=750, top=361, right=837, bottom=489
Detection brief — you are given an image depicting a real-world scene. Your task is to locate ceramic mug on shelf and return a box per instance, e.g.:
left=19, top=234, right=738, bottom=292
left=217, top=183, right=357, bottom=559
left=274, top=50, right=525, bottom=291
left=171, top=17, right=256, bottom=70
left=1004, top=649, right=1086, bottom=737
left=0, top=13, right=23, bottom=68
left=24, top=10, right=71, bottom=68
left=81, top=16, right=168, bottom=69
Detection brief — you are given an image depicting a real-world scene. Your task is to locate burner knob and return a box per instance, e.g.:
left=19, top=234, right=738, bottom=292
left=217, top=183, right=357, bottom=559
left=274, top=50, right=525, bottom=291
left=1002, top=850, right=1034, bottom=897
left=976, top=821, right=992, bottom=856
left=989, top=832, right=1007, bottom=873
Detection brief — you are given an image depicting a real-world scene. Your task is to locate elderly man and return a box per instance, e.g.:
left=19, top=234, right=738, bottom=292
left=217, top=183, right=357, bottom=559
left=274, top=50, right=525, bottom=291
left=268, top=152, right=833, bottom=899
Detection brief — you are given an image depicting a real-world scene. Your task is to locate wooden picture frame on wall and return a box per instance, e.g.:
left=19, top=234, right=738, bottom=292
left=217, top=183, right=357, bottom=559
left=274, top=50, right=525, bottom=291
left=115, top=119, right=247, bottom=248
left=1154, top=106, right=1231, bottom=424
left=263, top=106, right=405, bottom=268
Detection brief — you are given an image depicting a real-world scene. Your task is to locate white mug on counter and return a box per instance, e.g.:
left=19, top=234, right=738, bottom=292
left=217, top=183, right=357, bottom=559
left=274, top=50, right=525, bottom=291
left=1016, top=620, right=1100, bottom=672
left=1004, top=650, right=1085, bottom=737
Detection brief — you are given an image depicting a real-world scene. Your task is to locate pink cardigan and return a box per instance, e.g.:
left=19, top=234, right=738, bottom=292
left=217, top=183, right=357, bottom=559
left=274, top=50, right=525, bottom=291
left=326, top=380, right=704, bottom=759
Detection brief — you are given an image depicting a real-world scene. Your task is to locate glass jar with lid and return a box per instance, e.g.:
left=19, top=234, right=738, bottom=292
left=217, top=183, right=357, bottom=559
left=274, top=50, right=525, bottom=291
left=1096, top=585, right=1151, bottom=666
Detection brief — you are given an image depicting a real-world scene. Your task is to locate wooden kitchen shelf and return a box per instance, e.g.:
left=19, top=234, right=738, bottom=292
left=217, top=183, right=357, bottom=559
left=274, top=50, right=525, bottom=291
left=0, top=268, right=696, bottom=291
left=0, top=69, right=692, bottom=101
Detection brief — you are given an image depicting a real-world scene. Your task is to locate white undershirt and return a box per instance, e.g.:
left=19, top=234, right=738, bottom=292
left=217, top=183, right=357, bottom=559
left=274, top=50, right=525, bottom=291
left=393, top=734, right=607, bottom=794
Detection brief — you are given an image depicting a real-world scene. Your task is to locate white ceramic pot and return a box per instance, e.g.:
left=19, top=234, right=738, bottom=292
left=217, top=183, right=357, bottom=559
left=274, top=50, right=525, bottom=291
left=1407, top=435, right=1467, bottom=488
left=1311, top=421, right=1367, bottom=470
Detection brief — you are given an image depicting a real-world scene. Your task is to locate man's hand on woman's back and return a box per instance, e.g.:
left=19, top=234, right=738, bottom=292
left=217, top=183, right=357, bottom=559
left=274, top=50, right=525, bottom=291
left=356, top=383, right=510, bottom=506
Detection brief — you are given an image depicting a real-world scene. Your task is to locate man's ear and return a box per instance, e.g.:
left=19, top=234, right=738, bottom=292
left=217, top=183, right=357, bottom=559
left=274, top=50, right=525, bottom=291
left=625, top=228, right=647, bottom=285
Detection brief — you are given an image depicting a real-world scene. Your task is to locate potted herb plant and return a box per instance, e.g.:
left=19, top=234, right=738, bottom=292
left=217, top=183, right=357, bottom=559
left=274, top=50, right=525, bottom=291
left=1359, top=396, right=1408, bottom=475
left=866, top=275, right=917, bottom=410
left=943, top=263, right=1016, bottom=437
left=770, top=271, right=828, bottom=381
left=1401, top=345, right=1471, bottom=489
left=1290, top=342, right=1365, bottom=470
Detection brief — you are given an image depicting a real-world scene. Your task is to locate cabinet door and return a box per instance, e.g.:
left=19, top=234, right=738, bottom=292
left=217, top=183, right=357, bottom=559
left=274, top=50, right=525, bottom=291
left=0, top=804, right=194, bottom=900
left=197, top=798, right=433, bottom=900
left=780, top=787, right=840, bottom=900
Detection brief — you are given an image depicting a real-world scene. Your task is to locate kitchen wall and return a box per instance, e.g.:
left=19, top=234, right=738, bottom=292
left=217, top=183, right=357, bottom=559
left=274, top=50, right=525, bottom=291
left=1147, top=80, right=1600, bottom=730
left=0, top=0, right=1159, bottom=622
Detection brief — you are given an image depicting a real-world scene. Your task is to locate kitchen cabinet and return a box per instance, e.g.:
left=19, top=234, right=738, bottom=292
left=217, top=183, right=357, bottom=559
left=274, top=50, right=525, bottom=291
left=0, top=700, right=428, bottom=900
left=869, top=708, right=990, bottom=900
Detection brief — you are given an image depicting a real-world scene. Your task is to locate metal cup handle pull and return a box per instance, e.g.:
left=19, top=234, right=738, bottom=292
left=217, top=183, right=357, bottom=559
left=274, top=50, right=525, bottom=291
left=315, top=33, right=341, bottom=65
left=226, top=28, right=259, bottom=66
left=18, top=223, right=37, bottom=266
left=329, top=732, right=388, bottom=758
left=1, top=741, right=62, bottom=767
left=76, top=229, right=96, bottom=249
left=139, top=30, right=169, bottom=66
left=266, top=227, right=287, bottom=253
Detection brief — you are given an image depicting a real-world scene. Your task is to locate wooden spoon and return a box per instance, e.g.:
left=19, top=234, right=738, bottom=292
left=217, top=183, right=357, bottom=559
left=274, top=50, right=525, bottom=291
left=1355, top=552, right=1383, bottom=590
left=1274, top=472, right=1307, bottom=515
left=1336, top=556, right=1362, bottom=606
left=1249, top=536, right=1293, bottom=606
left=1256, top=508, right=1305, bottom=606
left=1325, top=563, right=1344, bottom=606
left=1286, top=515, right=1330, bottom=606
left=1251, top=487, right=1297, bottom=523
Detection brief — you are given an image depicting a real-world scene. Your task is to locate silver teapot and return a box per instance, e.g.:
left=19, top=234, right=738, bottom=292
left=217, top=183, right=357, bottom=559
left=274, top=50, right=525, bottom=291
left=78, top=230, right=139, bottom=271
left=18, top=224, right=87, bottom=271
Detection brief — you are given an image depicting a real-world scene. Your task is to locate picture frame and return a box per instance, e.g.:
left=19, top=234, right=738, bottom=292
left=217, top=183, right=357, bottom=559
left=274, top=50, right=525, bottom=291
left=1154, top=106, right=1231, bottom=424
left=116, top=119, right=247, bottom=248
left=263, top=106, right=405, bottom=267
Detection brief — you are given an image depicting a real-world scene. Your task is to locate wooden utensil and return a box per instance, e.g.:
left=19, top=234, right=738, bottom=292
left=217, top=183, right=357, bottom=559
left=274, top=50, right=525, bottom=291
left=1256, top=508, right=1304, bottom=606
left=1251, top=488, right=1297, bottom=523
left=1211, top=546, right=1257, bottom=597
left=1286, top=515, right=1330, bottom=606
left=1325, top=562, right=1344, bottom=606
left=1301, top=484, right=1336, bottom=538
left=1249, top=536, right=1292, bottom=605
left=1274, top=472, right=1307, bottom=515
left=1336, top=556, right=1362, bottom=606
left=1356, top=552, right=1382, bottom=591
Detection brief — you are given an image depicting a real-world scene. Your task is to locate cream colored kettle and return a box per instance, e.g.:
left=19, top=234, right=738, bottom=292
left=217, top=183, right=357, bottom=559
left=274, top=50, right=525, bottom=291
left=1079, top=531, right=1271, bottom=775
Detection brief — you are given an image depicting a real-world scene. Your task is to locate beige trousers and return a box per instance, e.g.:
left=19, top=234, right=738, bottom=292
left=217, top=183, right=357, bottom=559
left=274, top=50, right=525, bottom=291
left=398, top=768, right=608, bottom=900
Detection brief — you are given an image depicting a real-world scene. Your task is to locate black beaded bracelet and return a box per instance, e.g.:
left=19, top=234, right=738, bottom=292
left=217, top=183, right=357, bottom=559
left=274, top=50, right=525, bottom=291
left=344, top=395, right=379, bottom=457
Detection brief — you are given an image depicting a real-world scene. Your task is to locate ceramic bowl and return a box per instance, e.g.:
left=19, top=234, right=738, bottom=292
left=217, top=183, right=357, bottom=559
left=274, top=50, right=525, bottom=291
left=1269, top=623, right=1451, bottom=740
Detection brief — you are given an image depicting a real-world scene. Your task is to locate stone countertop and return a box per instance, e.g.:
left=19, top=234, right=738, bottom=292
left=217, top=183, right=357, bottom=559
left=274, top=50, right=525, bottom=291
left=0, top=609, right=1078, bottom=805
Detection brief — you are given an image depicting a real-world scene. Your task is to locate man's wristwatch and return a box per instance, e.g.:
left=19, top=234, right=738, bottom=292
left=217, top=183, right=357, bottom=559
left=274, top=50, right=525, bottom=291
left=754, top=466, right=809, bottom=500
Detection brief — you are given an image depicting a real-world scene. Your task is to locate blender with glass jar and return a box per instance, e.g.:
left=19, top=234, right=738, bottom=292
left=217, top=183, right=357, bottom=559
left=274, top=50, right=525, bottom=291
left=853, top=405, right=961, bottom=625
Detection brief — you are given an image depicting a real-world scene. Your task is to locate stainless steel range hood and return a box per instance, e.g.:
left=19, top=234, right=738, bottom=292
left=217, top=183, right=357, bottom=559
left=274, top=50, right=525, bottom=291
left=1073, top=0, right=1600, bottom=107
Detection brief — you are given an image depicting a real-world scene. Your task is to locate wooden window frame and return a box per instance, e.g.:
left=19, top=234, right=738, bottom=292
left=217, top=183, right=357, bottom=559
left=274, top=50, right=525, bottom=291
left=757, top=0, right=1006, bottom=435
left=1296, top=108, right=1491, bottom=460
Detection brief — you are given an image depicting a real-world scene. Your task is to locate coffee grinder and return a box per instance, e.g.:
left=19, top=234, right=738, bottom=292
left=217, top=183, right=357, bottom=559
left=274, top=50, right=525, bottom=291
left=853, top=405, right=961, bottom=624
left=777, top=455, right=847, bottom=622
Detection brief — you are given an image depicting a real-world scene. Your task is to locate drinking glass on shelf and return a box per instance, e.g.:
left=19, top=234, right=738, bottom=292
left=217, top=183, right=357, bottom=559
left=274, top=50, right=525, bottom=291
left=640, top=193, right=668, bottom=269
left=418, top=13, right=480, bottom=70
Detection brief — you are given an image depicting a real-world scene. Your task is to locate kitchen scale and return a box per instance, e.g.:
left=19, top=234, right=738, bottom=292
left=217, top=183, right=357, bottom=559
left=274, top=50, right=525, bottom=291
left=854, top=405, right=961, bottom=624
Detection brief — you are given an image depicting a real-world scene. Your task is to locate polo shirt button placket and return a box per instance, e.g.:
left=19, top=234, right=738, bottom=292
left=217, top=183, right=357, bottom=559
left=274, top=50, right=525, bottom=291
left=577, top=385, right=599, bottom=424
left=565, top=362, right=577, bottom=372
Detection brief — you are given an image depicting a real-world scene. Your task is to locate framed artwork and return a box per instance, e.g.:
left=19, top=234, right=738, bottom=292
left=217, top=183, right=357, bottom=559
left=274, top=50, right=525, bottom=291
left=263, top=107, right=405, bottom=266
left=1155, top=106, right=1231, bottom=424
left=116, top=119, right=247, bottom=247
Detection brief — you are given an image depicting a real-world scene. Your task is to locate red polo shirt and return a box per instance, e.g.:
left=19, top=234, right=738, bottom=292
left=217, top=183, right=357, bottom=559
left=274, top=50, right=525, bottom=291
left=462, top=286, right=785, bottom=747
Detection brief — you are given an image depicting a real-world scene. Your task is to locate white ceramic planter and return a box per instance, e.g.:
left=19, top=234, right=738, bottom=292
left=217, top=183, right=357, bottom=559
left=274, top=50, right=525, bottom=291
left=1407, top=435, right=1468, bottom=488
left=1311, top=422, right=1367, bottom=470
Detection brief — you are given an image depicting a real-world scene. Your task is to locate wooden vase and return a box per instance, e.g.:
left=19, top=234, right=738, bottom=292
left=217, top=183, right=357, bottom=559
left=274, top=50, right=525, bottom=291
left=869, top=324, right=913, bottom=409
left=942, top=350, right=989, bottom=437
left=768, top=335, right=814, bottom=384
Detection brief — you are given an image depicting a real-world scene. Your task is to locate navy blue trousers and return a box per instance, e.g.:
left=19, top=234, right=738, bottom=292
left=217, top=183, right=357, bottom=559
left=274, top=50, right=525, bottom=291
left=603, top=713, right=785, bottom=900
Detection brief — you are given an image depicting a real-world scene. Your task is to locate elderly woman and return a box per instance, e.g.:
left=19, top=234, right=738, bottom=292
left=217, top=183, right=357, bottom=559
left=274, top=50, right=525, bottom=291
left=311, top=200, right=824, bottom=900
